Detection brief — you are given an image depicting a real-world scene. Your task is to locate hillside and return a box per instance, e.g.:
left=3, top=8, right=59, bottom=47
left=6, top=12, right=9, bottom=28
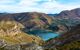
left=0, top=8, right=80, bottom=50
left=0, top=20, right=43, bottom=46
left=53, top=8, right=80, bottom=32
left=55, top=8, right=80, bottom=19
left=0, top=12, right=53, bottom=32
left=44, top=24, right=80, bottom=50
left=1, top=9, right=80, bottom=34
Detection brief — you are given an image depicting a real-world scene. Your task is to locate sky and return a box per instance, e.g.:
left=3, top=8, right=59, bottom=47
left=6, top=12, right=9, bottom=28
left=0, top=0, right=80, bottom=14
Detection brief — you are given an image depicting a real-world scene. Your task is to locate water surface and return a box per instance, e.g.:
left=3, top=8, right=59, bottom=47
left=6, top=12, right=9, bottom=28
left=30, top=32, right=59, bottom=41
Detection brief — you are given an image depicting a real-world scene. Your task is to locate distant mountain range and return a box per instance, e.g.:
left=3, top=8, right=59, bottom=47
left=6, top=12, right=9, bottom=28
left=0, top=8, right=80, bottom=33
left=0, top=8, right=80, bottom=36
left=43, top=8, right=80, bottom=50
left=0, top=8, right=80, bottom=34
left=0, top=8, right=80, bottom=50
left=55, top=8, right=80, bottom=19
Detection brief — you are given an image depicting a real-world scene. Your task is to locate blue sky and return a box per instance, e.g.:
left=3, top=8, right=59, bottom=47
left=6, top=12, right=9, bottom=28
left=0, top=0, right=80, bottom=14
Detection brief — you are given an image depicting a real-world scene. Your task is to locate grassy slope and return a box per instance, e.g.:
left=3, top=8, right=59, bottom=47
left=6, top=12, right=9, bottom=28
left=0, top=21, right=43, bottom=45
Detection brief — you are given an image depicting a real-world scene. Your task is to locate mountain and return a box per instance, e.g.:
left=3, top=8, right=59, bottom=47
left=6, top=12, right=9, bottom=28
left=42, top=8, right=80, bottom=50
left=0, top=8, right=80, bottom=35
left=0, top=8, right=80, bottom=50
left=57, top=24, right=80, bottom=50
left=44, top=24, right=80, bottom=50
left=0, top=20, right=45, bottom=50
left=0, top=21, right=43, bottom=46
left=55, top=8, right=80, bottom=19
left=0, top=12, right=60, bottom=42
left=0, top=12, right=54, bottom=33
left=1, top=8, right=80, bottom=34
left=51, top=8, right=80, bottom=33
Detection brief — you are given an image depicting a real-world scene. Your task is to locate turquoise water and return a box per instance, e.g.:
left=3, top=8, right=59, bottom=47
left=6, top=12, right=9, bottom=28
left=30, top=32, right=59, bottom=41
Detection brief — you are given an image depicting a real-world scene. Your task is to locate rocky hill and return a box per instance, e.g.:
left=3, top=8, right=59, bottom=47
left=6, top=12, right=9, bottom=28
left=42, top=8, right=80, bottom=50
left=44, top=24, right=80, bottom=50
left=0, top=12, right=53, bottom=32
left=0, top=8, right=80, bottom=50
left=1, top=9, right=80, bottom=34
left=55, top=8, right=80, bottom=19
left=51, top=8, right=80, bottom=33
left=57, top=24, right=80, bottom=50
left=0, top=20, right=44, bottom=50
left=0, top=8, right=80, bottom=33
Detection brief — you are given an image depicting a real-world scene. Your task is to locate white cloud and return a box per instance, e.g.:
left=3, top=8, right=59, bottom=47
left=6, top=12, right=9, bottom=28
left=0, top=0, right=18, bottom=5
left=0, top=0, right=80, bottom=13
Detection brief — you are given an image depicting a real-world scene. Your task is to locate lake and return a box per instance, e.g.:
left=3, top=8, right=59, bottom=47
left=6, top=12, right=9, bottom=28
left=30, top=32, right=59, bottom=41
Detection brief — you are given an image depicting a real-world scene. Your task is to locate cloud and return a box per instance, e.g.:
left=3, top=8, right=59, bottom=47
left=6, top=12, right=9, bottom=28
left=0, top=0, right=19, bottom=5
left=0, top=0, right=80, bottom=14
